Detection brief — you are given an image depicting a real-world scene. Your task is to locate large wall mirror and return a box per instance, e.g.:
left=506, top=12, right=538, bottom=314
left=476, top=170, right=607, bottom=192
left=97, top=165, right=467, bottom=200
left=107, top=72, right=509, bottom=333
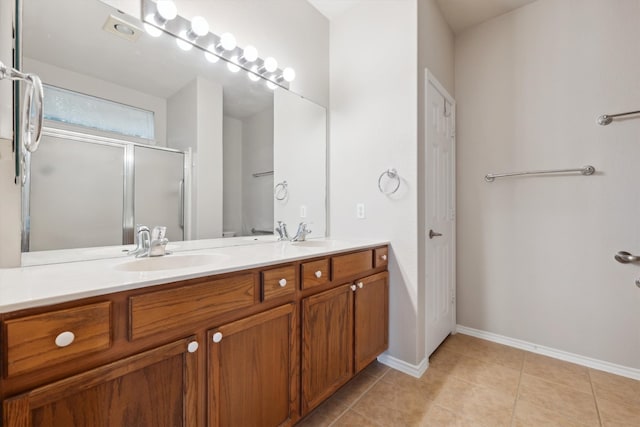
left=19, top=0, right=327, bottom=264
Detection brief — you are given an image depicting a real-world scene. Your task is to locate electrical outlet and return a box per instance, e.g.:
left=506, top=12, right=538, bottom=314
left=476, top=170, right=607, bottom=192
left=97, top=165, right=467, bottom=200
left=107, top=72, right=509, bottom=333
left=300, top=205, right=307, bottom=218
left=356, top=203, right=365, bottom=219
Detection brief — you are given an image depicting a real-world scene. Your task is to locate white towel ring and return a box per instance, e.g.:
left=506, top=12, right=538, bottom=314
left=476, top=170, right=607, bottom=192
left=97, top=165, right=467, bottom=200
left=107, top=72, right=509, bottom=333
left=274, top=180, right=288, bottom=201
left=378, top=169, right=401, bottom=195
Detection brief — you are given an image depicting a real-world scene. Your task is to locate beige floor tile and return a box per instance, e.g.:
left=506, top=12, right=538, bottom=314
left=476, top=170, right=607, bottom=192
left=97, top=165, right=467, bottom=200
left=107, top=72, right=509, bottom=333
left=597, top=395, right=640, bottom=427
left=430, top=348, right=521, bottom=397
left=523, top=353, right=592, bottom=393
left=353, top=376, right=434, bottom=420
left=332, top=409, right=380, bottom=426
left=518, top=374, right=600, bottom=426
left=352, top=399, right=435, bottom=426
left=418, top=405, right=469, bottom=427
left=360, top=360, right=390, bottom=379
left=430, top=373, right=514, bottom=427
left=330, top=370, right=379, bottom=407
left=513, top=399, right=592, bottom=427
left=440, top=333, right=525, bottom=371
left=296, top=410, right=335, bottom=427
left=590, top=369, right=640, bottom=409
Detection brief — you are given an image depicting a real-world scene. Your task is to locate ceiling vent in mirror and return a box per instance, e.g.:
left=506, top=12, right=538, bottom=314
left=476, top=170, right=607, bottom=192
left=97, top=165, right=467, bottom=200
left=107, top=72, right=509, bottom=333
left=103, top=14, right=143, bottom=42
left=141, top=0, right=296, bottom=89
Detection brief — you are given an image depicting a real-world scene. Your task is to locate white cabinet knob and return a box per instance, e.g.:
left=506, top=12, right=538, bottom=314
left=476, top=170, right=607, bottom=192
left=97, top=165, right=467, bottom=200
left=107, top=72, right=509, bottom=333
left=55, top=331, right=75, bottom=348
left=187, top=341, right=199, bottom=353
left=314, top=270, right=322, bottom=278
left=381, top=254, right=387, bottom=261
left=279, top=278, right=287, bottom=287
left=357, top=282, right=364, bottom=289
left=212, top=332, right=223, bottom=343
left=350, top=284, right=357, bottom=291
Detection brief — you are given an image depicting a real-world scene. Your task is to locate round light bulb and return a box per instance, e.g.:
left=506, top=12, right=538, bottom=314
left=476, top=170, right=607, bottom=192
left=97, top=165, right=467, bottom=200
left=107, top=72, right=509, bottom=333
left=266, top=80, right=278, bottom=90
left=263, top=57, right=278, bottom=73
left=248, top=66, right=261, bottom=82
left=190, top=16, right=209, bottom=37
left=143, top=21, right=162, bottom=37
left=282, top=67, right=296, bottom=82
left=219, top=32, right=237, bottom=51
left=176, top=31, right=193, bottom=51
left=227, top=57, right=240, bottom=73
left=157, top=0, right=177, bottom=21
left=243, top=45, right=258, bottom=62
left=204, top=45, right=220, bottom=63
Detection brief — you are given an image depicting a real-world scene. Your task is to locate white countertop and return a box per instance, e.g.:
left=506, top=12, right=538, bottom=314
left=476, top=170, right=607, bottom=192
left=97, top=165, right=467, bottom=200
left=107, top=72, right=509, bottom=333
left=0, top=238, right=388, bottom=313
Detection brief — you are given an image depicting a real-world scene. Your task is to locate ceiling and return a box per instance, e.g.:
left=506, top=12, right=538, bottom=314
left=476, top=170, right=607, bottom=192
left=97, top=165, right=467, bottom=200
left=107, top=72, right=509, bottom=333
left=436, top=0, right=538, bottom=34
left=308, top=0, right=538, bottom=35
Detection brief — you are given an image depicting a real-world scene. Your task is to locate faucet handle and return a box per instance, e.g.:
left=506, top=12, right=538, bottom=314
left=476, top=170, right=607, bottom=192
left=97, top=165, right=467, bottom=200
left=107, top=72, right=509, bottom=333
left=151, top=226, right=167, bottom=240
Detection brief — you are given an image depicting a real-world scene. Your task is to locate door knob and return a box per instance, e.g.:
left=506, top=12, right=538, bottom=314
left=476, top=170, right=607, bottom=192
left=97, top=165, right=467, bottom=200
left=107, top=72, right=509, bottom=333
left=615, top=251, right=640, bottom=264
left=636, top=279, right=640, bottom=289
left=429, top=229, right=442, bottom=239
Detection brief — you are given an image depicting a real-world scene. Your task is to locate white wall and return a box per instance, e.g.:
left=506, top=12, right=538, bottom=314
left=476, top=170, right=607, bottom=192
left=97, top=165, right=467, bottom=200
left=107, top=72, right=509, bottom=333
left=329, top=1, right=419, bottom=365
left=23, top=58, right=168, bottom=146
left=274, top=89, right=326, bottom=238
left=223, top=116, right=243, bottom=235
left=456, top=0, right=640, bottom=369
left=242, top=107, right=274, bottom=235
left=167, top=77, right=224, bottom=239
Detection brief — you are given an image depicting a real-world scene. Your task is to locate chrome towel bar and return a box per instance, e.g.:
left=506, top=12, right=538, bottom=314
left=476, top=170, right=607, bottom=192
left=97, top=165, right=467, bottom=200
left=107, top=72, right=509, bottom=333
left=485, top=165, right=595, bottom=182
left=597, top=110, right=640, bottom=126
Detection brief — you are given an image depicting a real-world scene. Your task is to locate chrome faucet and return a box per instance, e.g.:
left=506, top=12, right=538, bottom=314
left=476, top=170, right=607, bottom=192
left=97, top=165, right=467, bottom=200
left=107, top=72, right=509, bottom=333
left=275, top=221, right=290, bottom=241
left=290, top=222, right=312, bottom=242
left=127, top=225, right=169, bottom=257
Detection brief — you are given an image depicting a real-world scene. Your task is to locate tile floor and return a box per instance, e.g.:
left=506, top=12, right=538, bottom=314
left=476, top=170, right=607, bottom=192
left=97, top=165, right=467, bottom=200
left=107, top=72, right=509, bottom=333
left=297, top=333, right=640, bottom=426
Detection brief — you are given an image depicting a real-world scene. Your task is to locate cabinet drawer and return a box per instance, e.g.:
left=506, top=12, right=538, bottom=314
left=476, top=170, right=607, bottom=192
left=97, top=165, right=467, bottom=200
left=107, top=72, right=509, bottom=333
left=374, top=247, right=388, bottom=268
left=129, top=273, right=255, bottom=340
left=4, top=302, right=111, bottom=377
left=261, top=265, right=296, bottom=301
left=331, top=250, right=373, bottom=281
left=301, top=259, right=330, bottom=290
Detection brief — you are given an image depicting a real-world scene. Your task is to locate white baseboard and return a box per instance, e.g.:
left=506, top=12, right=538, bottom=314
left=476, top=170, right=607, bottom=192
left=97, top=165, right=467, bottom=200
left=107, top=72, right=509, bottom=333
left=456, top=325, right=640, bottom=381
left=377, top=353, right=429, bottom=379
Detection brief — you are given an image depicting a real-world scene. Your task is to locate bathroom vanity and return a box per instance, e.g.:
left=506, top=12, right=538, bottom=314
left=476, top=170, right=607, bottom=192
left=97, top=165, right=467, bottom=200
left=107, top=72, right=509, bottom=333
left=0, top=240, right=389, bottom=426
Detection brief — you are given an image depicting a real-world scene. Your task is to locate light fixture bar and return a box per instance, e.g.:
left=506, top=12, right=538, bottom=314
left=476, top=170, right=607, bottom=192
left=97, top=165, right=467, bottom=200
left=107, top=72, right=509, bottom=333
left=141, top=0, right=291, bottom=89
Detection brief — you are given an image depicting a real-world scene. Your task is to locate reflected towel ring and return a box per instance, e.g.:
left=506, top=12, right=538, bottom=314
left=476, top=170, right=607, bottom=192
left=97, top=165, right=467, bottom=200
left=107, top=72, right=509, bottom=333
left=274, top=180, right=288, bottom=201
left=378, top=168, right=401, bottom=195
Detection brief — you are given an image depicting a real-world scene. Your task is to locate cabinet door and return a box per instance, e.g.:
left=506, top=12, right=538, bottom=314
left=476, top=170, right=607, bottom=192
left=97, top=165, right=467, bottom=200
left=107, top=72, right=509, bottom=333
left=208, top=304, right=298, bottom=427
left=301, top=284, right=354, bottom=414
left=3, top=337, right=198, bottom=427
left=354, top=272, right=389, bottom=373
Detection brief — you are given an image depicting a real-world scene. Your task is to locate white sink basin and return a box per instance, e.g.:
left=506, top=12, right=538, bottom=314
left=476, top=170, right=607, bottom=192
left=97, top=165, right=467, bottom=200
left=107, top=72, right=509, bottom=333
left=114, top=254, right=227, bottom=272
left=290, top=240, right=333, bottom=248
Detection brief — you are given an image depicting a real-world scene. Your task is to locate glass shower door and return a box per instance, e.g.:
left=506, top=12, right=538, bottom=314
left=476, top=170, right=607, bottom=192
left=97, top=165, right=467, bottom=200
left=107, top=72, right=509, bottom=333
left=133, top=146, right=185, bottom=243
left=28, top=134, right=125, bottom=251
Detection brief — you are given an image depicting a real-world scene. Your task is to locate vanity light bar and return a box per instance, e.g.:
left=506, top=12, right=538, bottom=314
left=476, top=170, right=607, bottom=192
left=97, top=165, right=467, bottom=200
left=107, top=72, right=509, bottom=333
left=141, top=0, right=295, bottom=89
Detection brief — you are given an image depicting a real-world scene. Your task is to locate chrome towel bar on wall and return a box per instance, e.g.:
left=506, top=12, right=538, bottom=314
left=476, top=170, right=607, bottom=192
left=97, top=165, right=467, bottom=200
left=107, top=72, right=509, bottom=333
left=597, top=110, right=640, bottom=126
left=485, top=165, right=596, bottom=182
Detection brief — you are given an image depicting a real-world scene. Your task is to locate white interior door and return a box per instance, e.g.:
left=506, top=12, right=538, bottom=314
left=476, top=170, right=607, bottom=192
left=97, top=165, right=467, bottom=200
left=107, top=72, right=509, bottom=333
left=425, top=70, right=456, bottom=357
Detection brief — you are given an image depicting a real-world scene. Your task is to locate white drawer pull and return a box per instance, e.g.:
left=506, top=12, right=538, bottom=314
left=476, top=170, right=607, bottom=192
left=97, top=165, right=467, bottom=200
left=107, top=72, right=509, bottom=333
left=357, top=282, right=364, bottom=289
left=314, top=270, right=322, bottom=278
left=279, top=278, right=287, bottom=287
left=381, top=254, right=387, bottom=261
left=212, top=332, right=223, bottom=343
left=55, top=331, right=75, bottom=348
left=350, top=284, right=357, bottom=291
left=187, top=341, right=199, bottom=353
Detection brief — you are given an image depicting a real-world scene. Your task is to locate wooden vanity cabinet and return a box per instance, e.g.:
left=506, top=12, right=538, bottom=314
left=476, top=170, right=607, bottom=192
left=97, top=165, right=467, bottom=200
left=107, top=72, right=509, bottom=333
left=301, top=260, right=389, bottom=415
left=208, top=304, right=298, bottom=427
left=1, top=245, right=389, bottom=427
left=3, top=336, right=198, bottom=427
